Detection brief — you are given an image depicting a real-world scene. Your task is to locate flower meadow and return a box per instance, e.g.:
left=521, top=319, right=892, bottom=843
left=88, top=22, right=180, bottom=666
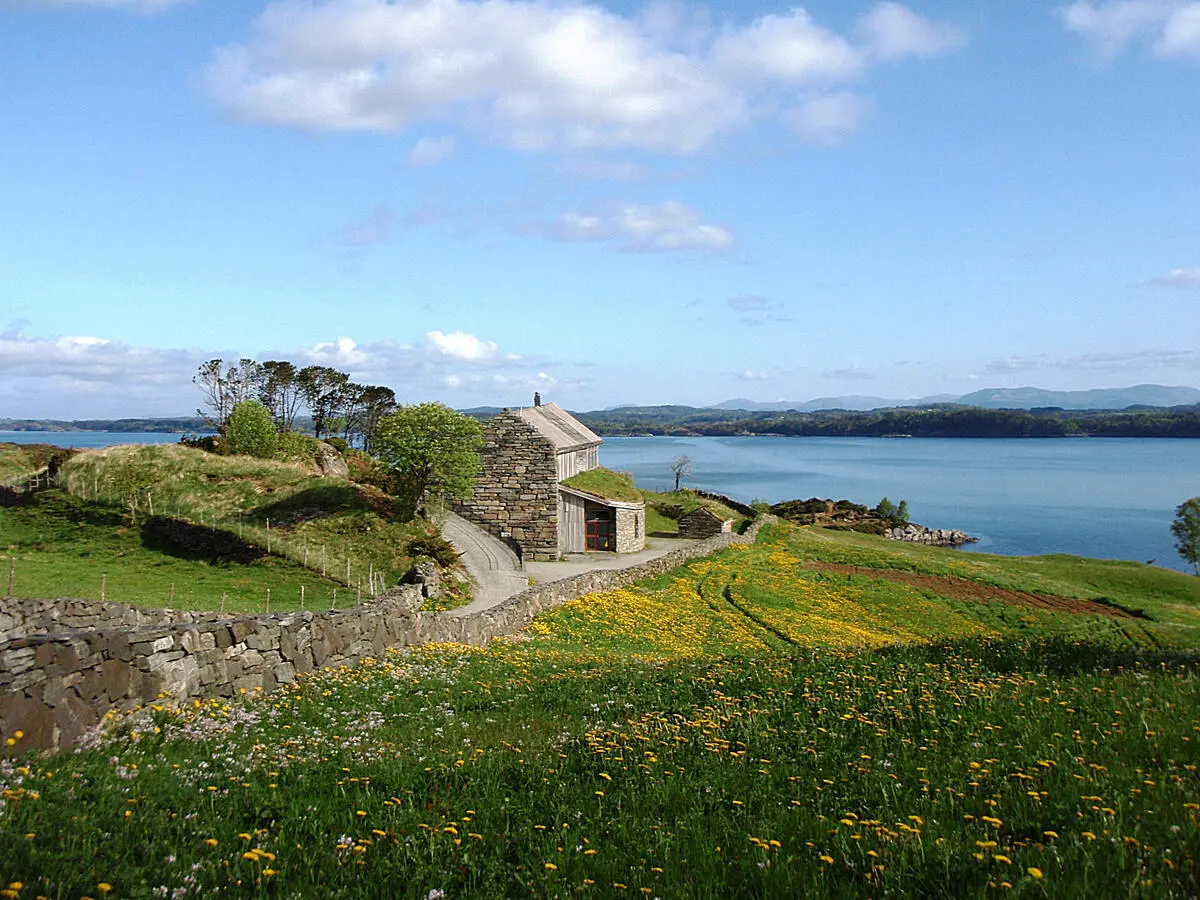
left=2, top=524, right=1199, bottom=897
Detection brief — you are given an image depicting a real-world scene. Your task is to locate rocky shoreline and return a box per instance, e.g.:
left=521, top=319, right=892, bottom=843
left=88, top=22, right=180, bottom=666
left=886, top=523, right=977, bottom=547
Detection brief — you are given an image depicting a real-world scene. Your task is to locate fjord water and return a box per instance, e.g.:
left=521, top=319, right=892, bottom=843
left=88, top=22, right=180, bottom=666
left=602, top=436, right=1200, bottom=573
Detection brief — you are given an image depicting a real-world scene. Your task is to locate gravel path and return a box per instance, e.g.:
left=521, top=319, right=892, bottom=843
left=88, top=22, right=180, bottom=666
left=442, top=513, right=697, bottom=619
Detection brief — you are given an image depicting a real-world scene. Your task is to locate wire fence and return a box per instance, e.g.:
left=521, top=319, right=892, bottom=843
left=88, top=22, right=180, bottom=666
left=1, top=553, right=391, bottom=616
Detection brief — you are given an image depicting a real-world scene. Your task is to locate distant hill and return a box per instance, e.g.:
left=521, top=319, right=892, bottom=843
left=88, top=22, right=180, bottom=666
left=712, top=395, right=957, bottom=412
left=956, top=384, right=1200, bottom=410
left=714, top=384, right=1200, bottom=412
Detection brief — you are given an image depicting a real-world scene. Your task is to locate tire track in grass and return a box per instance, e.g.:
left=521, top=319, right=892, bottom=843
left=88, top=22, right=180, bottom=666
left=694, top=572, right=780, bottom=652
left=721, top=581, right=800, bottom=648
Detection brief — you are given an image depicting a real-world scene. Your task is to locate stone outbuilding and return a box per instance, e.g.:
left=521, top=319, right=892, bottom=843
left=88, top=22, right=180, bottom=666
left=678, top=506, right=734, bottom=539
left=457, top=395, right=646, bottom=560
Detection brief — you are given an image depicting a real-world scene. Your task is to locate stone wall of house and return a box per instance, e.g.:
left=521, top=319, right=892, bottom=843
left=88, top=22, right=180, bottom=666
left=456, top=411, right=560, bottom=560
left=614, top=506, right=645, bottom=554
left=0, top=517, right=771, bottom=755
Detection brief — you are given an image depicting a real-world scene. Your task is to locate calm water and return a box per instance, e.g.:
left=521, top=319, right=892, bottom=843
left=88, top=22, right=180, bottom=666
left=600, top=436, right=1200, bottom=572
left=0, top=432, right=192, bottom=449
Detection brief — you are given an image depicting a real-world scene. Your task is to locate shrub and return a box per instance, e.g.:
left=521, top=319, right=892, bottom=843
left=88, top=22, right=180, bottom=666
left=227, top=400, right=278, bottom=459
left=405, top=533, right=461, bottom=568
left=324, top=436, right=350, bottom=453
left=276, top=432, right=318, bottom=463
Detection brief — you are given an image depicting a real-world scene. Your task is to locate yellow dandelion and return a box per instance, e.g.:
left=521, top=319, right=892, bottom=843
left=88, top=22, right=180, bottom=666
left=545, top=863, right=557, bottom=871
left=97, top=885, right=112, bottom=894
left=1027, top=867, right=1043, bottom=880
left=204, top=839, right=219, bottom=847
left=820, top=855, right=834, bottom=864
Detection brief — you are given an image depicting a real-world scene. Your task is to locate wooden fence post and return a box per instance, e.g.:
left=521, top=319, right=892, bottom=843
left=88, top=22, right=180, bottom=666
left=265, top=588, right=270, bottom=614
left=7, top=557, right=14, bottom=598
left=100, top=574, right=106, bottom=602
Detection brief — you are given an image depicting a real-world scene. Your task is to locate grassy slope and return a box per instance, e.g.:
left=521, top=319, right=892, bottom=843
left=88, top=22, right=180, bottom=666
left=2, top=524, right=1198, bottom=897
left=0, top=443, right=64, bottom=484
left=0, top=444, right=446, bottom=612
left=784, top=524, right=1200, bottom=643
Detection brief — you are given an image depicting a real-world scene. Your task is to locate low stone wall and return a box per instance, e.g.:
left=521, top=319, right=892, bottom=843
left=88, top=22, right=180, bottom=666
left=1, top=518, right=771, bottom=754
left=1, top=597, right=235, bottom=643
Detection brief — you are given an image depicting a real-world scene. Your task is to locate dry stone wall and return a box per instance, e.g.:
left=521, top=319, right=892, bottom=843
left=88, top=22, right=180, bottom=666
left=457, top=411, right=559, bottom=560
left=0, top=518, right=771, bottom=754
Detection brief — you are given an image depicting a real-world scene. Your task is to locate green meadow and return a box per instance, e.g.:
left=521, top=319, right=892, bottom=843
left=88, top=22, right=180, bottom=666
left=3, top=523, right=1199, bottom=898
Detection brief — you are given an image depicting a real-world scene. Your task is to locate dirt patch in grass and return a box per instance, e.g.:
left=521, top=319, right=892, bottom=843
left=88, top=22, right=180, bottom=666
left=803, top=561, right=1146, bottom=619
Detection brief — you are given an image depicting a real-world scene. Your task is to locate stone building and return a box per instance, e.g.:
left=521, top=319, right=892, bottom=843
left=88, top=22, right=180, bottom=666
left=458, top=395, right=646, bottom=559
left=678, top=506, right=733, bottom=539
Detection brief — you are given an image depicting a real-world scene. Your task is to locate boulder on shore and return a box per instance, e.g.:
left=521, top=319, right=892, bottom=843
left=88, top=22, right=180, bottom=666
left=886, top=523, right=976, bottom=547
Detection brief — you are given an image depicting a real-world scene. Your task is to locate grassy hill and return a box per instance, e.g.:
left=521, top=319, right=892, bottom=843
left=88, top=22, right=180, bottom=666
left=0, top=444, right=457, bottom=613
left=3, top=523, right=1198, bottom=896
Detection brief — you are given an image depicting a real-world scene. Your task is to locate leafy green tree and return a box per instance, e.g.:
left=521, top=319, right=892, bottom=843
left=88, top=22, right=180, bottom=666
left=227, top=400, right=279, bottom=458
left=373, top=402, right=483, bottom=519
left=297, top=365, right=349, bottom=438
left=876, top=497, right=897, bottom=519
left=1171, top=497, right=1200, bottom=575
left=258, top=360, right=303, bottom=433
left=896, top=500, right=910, bottom=523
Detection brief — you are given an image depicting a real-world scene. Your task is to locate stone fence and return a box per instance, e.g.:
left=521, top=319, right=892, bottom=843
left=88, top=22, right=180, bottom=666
left=0, top=517, right=771, bottom=754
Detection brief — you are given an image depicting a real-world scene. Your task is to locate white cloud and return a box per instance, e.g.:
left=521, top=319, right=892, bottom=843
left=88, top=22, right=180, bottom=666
left=0, top=327, right=562, bottom=417
left=547, top=201, right=733, bottom=252
left=857, top=1, right=968, bottom=60
left=406, top=135, right=457, bottom=167
left=301, top=335, right=371, bottom=367
left=1062, top=1, right=1200, bottom=60
left=204, top=0, right=964, bottom=152
left=427, top=330, right=499, bottom=361
left=788, top=91, right=871, bottom=144
left=1148, top=266, right=1200, bottom=287
left=711, top=9, right=864, bottom=82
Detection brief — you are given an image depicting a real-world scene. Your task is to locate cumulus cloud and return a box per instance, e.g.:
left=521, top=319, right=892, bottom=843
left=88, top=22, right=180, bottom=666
left=1062, top=0, right=1200, bottom=60
left=427, top=330, right=499, bottom=361
left=0, top=330, right=210, bottom=418
left=1148, top=266, right=1200, bottom=287
left=204, top=0, right=965, bottom=152
left=546, top=201, right=733, bottom=252
left=406, top=135, right=457, bottom=167
left=857, top=1, right=968, bottom=60
left=0, top=328, right=563, bottom=418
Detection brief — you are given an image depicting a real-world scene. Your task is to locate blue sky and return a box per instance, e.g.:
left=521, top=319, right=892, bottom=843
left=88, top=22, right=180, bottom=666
left=1, top=0, right=1198, bottom=418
